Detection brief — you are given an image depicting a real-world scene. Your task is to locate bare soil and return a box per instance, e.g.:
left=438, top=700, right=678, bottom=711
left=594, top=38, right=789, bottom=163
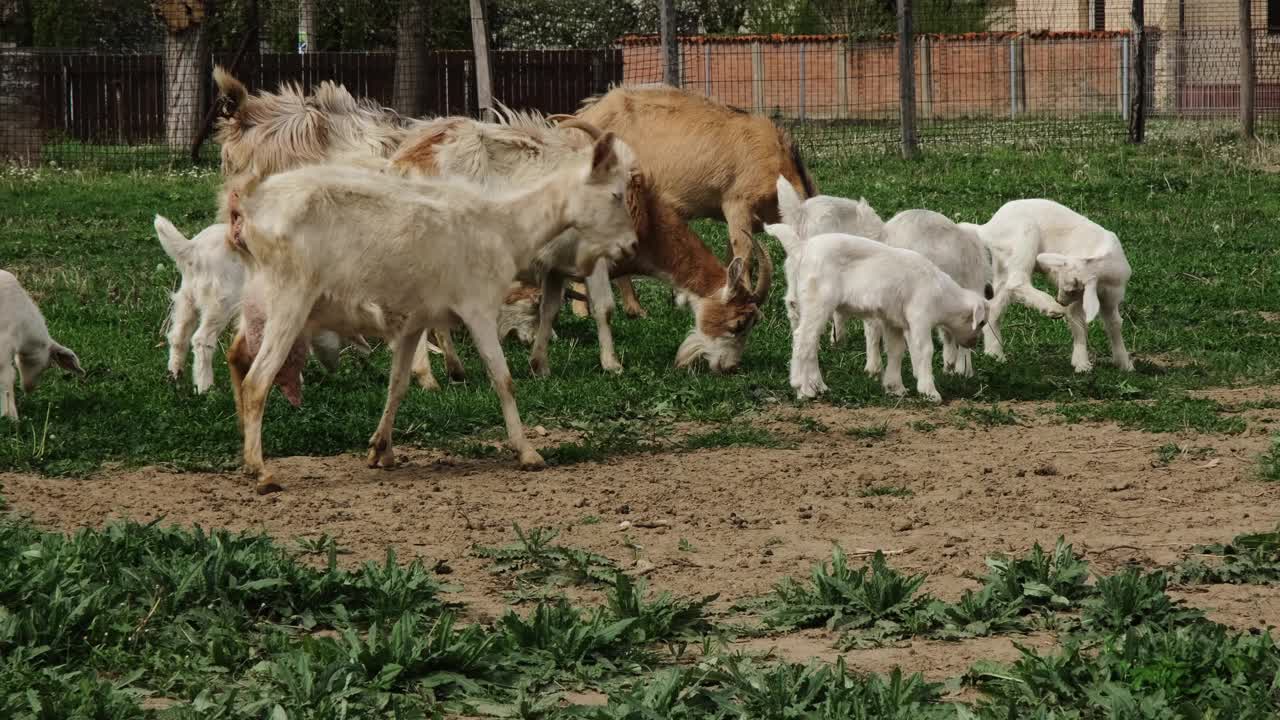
left=5, top=391, right=1280, bottom=678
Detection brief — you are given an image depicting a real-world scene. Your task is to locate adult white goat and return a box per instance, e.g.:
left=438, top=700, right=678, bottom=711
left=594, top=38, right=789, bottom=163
left=959, top=199, right=1133, bottom=373
left=224, top=132, right=636, bottom=494
left=1, top=270, right=84, bottom=420
left=774, top=178, right=992, bottom=377
left=155, top=215, right=368, bottom=397
left=388, top=108, right=771, bottom=377
left=765, top=224, right=990, bottom=403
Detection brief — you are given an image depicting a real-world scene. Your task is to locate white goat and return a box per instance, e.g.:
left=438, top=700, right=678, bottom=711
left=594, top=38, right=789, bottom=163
left=959, top=199, right=1133, bottom=373
left=155, top=215, right=367, bottom=396
left=765, top=224, right=989, bottom=404
left=224, top=132, right=635, bottom=494
left=0, top=270, right=84, bottom=420
left=775, top=178, right=991, bottom=377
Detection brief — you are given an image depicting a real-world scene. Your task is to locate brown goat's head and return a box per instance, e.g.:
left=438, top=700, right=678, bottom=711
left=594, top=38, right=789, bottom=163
left=675, top=233, right=774, bottom=373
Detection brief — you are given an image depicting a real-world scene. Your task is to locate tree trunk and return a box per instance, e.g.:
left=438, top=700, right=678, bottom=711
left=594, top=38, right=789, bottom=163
left=393, top=0, right=428, bottom=116
left=468, top=0, right=494, bottom=122
left=297, top=0, right=316, bottom=51
left=163, top=23, right=209, bottom=148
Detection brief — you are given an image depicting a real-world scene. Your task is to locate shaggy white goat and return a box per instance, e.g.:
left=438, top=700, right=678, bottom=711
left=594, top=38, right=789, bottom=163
left=774, top=178, right=992, bottom=377
left=224, top=132, right=635, bottom=494
left=764, top=224, right=989, bottom=403
left=0, top=270, right=84, bottom=420
left=155, top=215, right=367, bottom=396
left=959, top=199, right=1133, bottom=373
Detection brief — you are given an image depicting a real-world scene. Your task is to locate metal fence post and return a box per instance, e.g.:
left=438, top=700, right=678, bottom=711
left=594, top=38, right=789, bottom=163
left=1128, top=0, right=1146, bottom=143
left=704, top=43, right=712, bottom=97
left=1240, top=0, right=1256, bottom=141
left=798, top=44, right=806, bottom=121
left=659, top=0, right=680, bottom=87
left=836, top=41, right=849, bottom=119
left=1009, top=37, right=1017, bottom=119
left=1120, top=35, right=1130, bottom=120
left=752, top=41, right=765, bottom=113
left=898, top=0, right=919, bottom=158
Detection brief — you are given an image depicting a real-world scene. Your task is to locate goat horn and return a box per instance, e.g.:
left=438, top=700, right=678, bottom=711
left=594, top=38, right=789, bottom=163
left=750, top=232, right=774, bottom=305
left=556, top=119, right=604, bottom=141
left=547, top=113, right=576, bottom=123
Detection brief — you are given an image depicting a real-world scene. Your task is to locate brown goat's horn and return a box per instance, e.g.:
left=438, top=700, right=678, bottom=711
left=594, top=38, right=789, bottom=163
left=556, top=119, right=604, bottom=141
left=750, top=233, right=774, bottom=305
left=547, top=113, right=576, bottom=123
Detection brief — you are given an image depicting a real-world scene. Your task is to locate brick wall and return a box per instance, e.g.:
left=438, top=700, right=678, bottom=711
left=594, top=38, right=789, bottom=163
left=621, top=33, right=1127, bottom=120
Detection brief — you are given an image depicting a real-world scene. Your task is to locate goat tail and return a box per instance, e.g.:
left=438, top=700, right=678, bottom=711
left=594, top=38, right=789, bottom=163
left=779, top=127, right=817, bottom=198
left=154, top=215, right=197, bottom=268
left=212, top=65, right=248, bottom=120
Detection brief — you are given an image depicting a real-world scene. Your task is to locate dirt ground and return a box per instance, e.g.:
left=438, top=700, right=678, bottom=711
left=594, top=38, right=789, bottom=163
left=5, top=389, right=1280, bottom=681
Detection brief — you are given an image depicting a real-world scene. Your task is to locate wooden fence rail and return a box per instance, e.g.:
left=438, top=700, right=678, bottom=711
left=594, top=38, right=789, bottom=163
left=27, top=48, right=622, bottom=146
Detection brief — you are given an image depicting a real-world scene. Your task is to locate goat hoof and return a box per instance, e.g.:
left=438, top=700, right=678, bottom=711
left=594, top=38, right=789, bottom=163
left=863, top=365, right=881, bottom=378
left=255, top=477, right=284, bottom=495
left=518, top=450, right=546, bottom=469
left=885, top=384, right=907, bottom=398
left=602, top=359, right=623, bottom=374
left=624, top=304, right=648, bottom=319
left=415, top=372, right=441, bottom=391
left=447, top=368, right=467, bottom=384
left=1072, top=360, right=1093, bottom=373
left=1114, top=357, right=1135, bottom=372
left=529, top=357, right=551, bottom=378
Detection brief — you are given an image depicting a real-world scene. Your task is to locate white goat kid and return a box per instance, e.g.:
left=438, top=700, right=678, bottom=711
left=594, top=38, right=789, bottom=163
left=0, top=270, right=84, bottom=420
left=960, top=199, right=1133, bottom=373
left=155, top=215, right=366, bottom=395
left=774, top=177, right=992, bottom=377
left=765, top=224, right=989, bottom=404
left=226, top=132, right=635, bottom=494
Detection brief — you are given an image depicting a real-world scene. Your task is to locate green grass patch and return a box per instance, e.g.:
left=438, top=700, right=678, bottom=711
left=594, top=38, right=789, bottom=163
left=1260, top=435, right=1280, bottom=481
left=1056, top=395, right=1248, bottom=435
left=858, top=484, right=913, bottom=498
left=682, top=423, right=786, bottom=450
left=954, top=403, right=1022, bottom=428
left=846, top=422, right=890, bottom=440
left=3, top=140, right=1279, bottom=474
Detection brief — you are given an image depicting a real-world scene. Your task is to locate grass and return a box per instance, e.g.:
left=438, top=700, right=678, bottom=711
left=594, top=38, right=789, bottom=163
left=845, top=422, right=890, bottom=440
left=682, top=423, right=786, bottom=450
left=858, top=484, right=912, bottom=498
left=3, top=139, right=1280, bottom=474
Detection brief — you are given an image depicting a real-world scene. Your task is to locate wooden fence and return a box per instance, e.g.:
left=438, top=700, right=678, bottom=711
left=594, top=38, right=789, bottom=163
left=29, top=48, right=623, bottom=146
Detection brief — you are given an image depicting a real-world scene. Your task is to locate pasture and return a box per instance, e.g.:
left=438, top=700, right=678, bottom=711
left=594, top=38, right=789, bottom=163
left=3, top=137, right=1280, bottom=717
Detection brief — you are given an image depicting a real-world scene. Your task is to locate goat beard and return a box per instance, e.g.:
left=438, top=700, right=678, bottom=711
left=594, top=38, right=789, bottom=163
left=240, top=300, right=310, bottom=408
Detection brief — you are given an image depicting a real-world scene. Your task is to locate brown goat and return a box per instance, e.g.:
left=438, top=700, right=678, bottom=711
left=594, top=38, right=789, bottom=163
left=560, top=85, right=815, bottom=315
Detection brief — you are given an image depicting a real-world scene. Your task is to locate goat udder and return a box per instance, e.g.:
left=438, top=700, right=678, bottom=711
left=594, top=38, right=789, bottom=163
left=241, top=305, right=310, bottom=407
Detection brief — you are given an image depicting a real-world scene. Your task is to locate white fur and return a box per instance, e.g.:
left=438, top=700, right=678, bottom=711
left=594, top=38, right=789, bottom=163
left=155, top=215, right=367, bottom=394
left=0, top=270, right=84, bottom=420
left=764, top=224, right=989, bottom=404
left=229, top=133, right=635, bottom=490
left=775, top=178, right=992, bottom=377
left=390, top=110, right=638, bottom=381
left=960, top=199, right=1133, bottom=373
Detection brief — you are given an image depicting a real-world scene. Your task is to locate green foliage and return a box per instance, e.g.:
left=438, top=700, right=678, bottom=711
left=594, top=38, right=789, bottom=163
left=846, top=422, right=890, bottom=441
left=1260, top=434, right=1280, bottom=481
left=972, top=624, right=1280, bottom=718
left=981, top=537, right=1093, bottom=611
left=859, top=485, right=912, bottom=498
left=1172, top=527, right=1280, bottom=585
left=682, top=424, right=785, bottom=450
left=765, top=548, right=932, bottom=636
left=473, top=525, right=620, bottom=590
left=1082, top=568, right=1205, bottom=634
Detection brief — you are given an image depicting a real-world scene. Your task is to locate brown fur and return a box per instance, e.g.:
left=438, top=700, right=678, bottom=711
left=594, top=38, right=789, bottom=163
left=572, top=85, right=810, bottom=314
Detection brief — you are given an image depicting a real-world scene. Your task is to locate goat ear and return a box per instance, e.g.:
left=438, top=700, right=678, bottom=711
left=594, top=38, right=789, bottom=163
left=984, top=282, right=994, bottom=300
left=1082, top=277, right=1101, bottom=323
left=971, top=302, right=985, bottom=331
left=775, top=175, right=802, bottom=223
left=763, top=223, right=801, bottom=256
left=50, top=343, right=84, bottom=376
left=588, top=132, right=619, bottom=181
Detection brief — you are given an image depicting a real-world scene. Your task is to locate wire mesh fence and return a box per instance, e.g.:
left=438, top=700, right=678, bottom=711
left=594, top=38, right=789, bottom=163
left=0, top=0, right=1272, bottom=167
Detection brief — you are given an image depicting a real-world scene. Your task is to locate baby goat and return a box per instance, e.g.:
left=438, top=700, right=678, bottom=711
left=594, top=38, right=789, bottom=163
left=0, top=270, right=84, bottom=420
left=960, top=199, right=1133, bottom=373
left=774, top=178, right=991, bottom=377
left=765, top=224, right=990, bottom=404
left=155, top=215, right=367, bottom=397
left=225, top=132, right=635, bottom=494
